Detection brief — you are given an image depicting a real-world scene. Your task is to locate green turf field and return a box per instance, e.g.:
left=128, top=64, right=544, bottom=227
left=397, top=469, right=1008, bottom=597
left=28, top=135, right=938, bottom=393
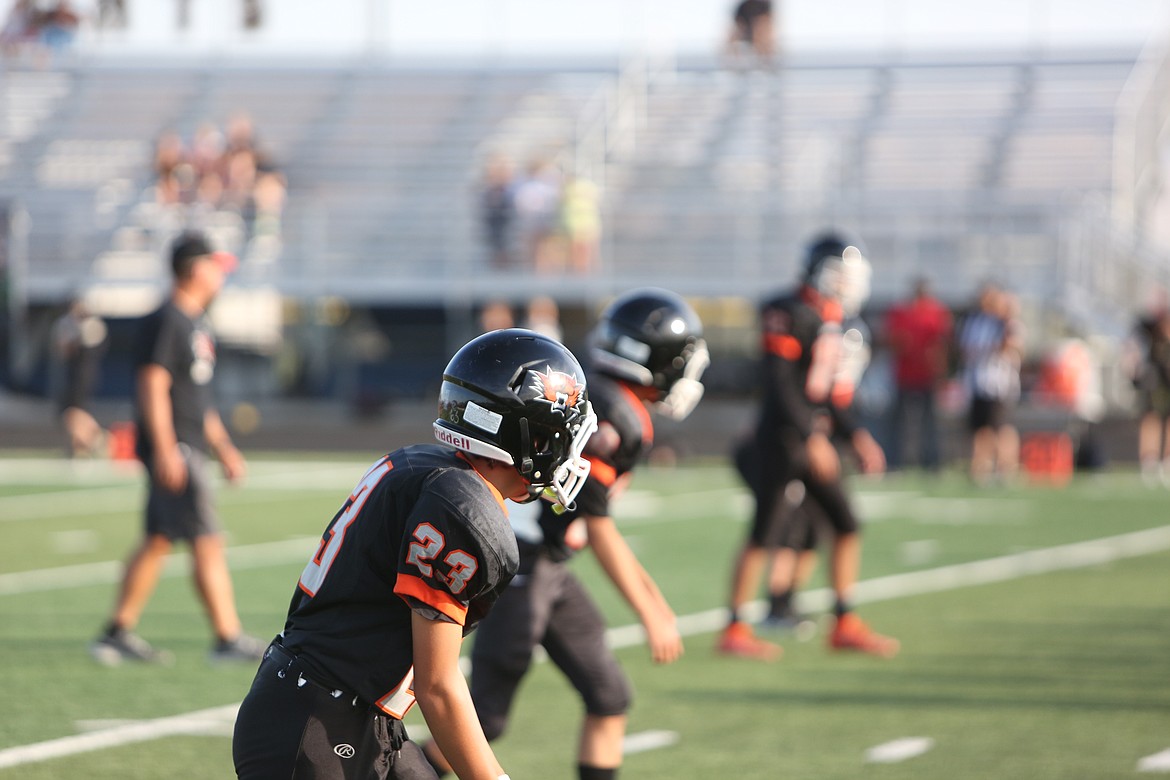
left=1, top=453, right=1168, bottom=778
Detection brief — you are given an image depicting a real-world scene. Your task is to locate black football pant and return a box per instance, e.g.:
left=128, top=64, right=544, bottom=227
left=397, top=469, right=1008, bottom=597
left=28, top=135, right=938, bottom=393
left=470, top=554, right=632, bottom=741
left=233, top=642, right=438, bottom=779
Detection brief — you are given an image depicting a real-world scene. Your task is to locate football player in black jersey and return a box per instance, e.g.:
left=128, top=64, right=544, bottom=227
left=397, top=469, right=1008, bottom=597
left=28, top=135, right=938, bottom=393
left=422, top=288, right=708, bottom=780
left=718, top=232, right=897, bottom=661
left=233, top=329, right=597, bottom=780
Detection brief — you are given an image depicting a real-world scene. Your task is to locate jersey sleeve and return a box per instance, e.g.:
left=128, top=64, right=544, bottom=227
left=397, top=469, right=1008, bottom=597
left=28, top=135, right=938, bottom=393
left=760, top=302, right=828, bottom=440
left=138, top=309, right=184, bottom=377
left=392, top=483, right=505, bottom=628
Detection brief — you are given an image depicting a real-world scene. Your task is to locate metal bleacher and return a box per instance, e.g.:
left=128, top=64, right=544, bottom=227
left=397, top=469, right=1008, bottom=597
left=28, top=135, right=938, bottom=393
left=2, top=46, right=1163, bottom=338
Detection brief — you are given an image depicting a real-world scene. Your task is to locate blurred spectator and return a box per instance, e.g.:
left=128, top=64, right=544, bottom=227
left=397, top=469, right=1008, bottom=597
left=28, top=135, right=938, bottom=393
left=97, top=0, right=126, bottom=29
left=250, top=157, right=286, bottom=241
left=190, top=121, right=226, bottom=206
left=512, top=157, right=562, bottom=272
left=152, top=129, right=193, bottom=206
left=50, top=297, right=108, bottom=458
left=725, top=0, right=776, bottom=67
left=1128, top=299, right=1170, bottom=484
left=149, top=114, right=286, bottom=246
left=521, top=295, right=563, bottom=342
left=242, top=0, right=262, bottom=29
left=37, top=0, right=80, bottom=55
left=1033, top=336, right=1106, bottom=473
left=221, top=133, right=259, bottom=213
left=0, top=0, right=39, bottom=62
left=479, top=300, right=514, bottom=333
left=560, top=171, right=601, bottom=275
left=956, top=283, right=1023, bottom=486
left=883, top=276, right=952, bottom=471
left=479, top=153, right=515, bottom=269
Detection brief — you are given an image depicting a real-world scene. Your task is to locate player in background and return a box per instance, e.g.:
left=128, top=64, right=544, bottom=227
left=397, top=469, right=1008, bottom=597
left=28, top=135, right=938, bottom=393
left=758, top=313, right=882, bottom=634
left=233, top=329, right=597, bottom=780
left=718, top=232, right=896, bottom=661
left=422, top=288, right=709, bottom=780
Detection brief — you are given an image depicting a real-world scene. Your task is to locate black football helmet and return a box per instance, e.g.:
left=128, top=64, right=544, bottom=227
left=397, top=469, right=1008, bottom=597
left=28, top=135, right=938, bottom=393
left=588, top=287, right=710, bottom=420
left=434, top=328, right=597, bottom=511
left=803, top=230, right=871, bottom=317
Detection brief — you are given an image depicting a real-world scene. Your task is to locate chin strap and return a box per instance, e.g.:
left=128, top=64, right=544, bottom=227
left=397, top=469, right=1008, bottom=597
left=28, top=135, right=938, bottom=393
left=542, top=402, right=598, bottom=512
left=517, top=416, right=534, bottom=475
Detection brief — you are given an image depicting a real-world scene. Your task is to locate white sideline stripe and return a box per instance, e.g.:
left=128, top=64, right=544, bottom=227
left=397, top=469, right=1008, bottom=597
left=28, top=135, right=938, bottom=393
left=0, top=537, right=318, bottom=596
left=0, top=704, right=239, bottom=769
left=1138, top=748, right=1170, bottom=772
left=864, top=737, right=935, bottom=763
left=2, top=527, right=1169, bottom=768
left=0, top=485, right=142, bottom=523
left=75, top=718, right=234, bottom=738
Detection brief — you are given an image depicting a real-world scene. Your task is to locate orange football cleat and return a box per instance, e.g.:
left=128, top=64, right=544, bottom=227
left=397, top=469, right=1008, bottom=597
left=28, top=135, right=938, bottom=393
left=717, top=621, right=783, bottom=661
left=828, top=613, right=900, bottom=658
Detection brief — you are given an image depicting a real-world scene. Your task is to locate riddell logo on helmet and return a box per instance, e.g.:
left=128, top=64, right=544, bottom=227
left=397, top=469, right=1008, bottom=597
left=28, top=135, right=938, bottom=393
left=436, top=428, right=472, bottom=450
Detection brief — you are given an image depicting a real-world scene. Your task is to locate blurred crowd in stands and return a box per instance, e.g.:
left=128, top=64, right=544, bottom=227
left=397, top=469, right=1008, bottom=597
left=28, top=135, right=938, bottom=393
left=0, top=0, right=80, bottom=65
left=479, top=152, right=601, bottom=275
left=151, top=113, right=286, bottom=254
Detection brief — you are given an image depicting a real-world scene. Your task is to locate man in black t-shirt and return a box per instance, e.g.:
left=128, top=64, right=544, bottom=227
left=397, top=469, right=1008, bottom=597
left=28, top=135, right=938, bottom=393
left=90, top=231, right=264, bottom=666
left=233, top=329, right=597, bottom=780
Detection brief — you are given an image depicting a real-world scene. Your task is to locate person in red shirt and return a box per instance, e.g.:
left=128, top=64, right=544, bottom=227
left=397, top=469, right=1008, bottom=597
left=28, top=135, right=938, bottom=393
left=883, top=277, right=953, bottom=471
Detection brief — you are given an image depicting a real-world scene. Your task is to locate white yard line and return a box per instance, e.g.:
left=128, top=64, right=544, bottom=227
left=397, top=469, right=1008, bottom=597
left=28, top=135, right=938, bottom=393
left=1, top=525, right=1169, bottom=769
left=0, top=537, right=318, bottom=595
left=622, top=730, right=681, bottom=755
left=1139, top=748, right=1170, bottom=772
left=0, top=704, right=239, bottom=770
left=864, top=737, right=935, bottom=763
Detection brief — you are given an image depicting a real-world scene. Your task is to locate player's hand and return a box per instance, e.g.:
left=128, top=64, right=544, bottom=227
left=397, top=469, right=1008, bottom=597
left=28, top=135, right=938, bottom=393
left=154, top=445, right=188, bottom=493
left=851, top=429, right=886, bottom=475
left=805, top=431, right=840, bottom=482
left=644, top=611, right=684, bottom=665
left=217, top=443, right=247, bottom=484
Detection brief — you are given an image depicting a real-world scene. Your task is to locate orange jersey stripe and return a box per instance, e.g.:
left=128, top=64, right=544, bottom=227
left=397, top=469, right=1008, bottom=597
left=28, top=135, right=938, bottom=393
left=584, top=455, right=618, bottom=488
left=394, top=573, right=469, bottom=625
left=764, top=333, right=803, bottom=361
left=616, top=382, right=654, bottom=447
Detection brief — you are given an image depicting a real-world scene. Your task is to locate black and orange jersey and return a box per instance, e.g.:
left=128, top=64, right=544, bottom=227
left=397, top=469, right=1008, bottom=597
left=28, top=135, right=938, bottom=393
left=755, top=286, right=844, bottom=448
left=536, top=374, right=652, bottom=559
left=281, top=445, right=518, bottom=718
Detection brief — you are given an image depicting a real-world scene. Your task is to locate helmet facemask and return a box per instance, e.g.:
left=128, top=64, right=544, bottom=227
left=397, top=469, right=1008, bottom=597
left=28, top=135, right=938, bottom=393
left=656, top=339, right=710, bottom=421
left=838, top=247, right=871, bottom=317
left=530, top=402, right=598, bottom=511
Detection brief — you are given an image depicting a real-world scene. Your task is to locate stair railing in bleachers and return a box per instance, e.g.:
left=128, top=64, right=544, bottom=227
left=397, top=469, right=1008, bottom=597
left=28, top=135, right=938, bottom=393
left=1112, top=27, right=1170, bottom=237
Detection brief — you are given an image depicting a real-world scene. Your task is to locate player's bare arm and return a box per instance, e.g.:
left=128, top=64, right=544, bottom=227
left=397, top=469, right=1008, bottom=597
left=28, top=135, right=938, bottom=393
left=411, top=612, right=508, bottom=780
left=138, top=363, right=186, bottom=493
left=850, top=428, right=886, bottom=475
left=586, top=514, right=683, bottom=664
left=203, top=409, right=246, bottom=483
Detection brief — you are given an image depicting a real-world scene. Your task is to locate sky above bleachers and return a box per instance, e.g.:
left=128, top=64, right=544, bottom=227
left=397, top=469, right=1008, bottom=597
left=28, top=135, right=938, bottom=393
left=48, top=0, right=1170, bottom=59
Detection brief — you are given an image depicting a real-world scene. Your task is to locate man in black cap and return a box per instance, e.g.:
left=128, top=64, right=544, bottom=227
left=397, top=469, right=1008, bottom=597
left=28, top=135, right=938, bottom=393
left=90, top=231, right=265, bottom=665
